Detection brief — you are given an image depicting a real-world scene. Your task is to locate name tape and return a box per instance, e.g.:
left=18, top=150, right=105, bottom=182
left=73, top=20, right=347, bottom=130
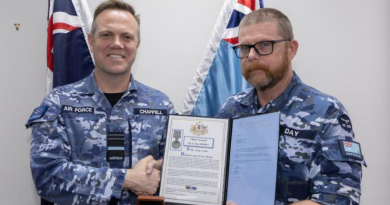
left=134, top=108, right=167, bottom=115
left=280, top=125, right=316, bottom=140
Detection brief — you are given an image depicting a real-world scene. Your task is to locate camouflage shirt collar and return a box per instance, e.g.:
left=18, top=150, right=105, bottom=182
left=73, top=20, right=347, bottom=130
left=240, top=71, right=303, bottom=112
left=266, top=71, right=302, bottom=112
left=240, top=87, right=258, bottom=107
left=128, top=74, right=138, bottom=93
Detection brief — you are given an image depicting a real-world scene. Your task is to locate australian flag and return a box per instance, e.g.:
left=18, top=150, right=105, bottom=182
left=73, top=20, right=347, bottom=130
left=46, top=0, right=94, bottom=90
left=181, top=0, right=264, bottom=117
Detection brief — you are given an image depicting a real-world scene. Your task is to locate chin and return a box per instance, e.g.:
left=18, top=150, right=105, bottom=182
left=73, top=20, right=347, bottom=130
left=110, top=70, right=131, bottom=76
left=107, top=65, right=130, bottom=73
left=101, top=68, right=130, bottom=76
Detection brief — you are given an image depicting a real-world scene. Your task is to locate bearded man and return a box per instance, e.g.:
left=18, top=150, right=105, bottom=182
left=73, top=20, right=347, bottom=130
left=218, top=8, right=366, bottom=205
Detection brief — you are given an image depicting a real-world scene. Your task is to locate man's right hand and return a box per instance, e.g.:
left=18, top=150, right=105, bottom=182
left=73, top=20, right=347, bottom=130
left=123, top=155, right=161, bottom=195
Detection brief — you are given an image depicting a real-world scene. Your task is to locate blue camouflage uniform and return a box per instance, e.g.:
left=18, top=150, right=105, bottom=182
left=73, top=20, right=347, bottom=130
left=26, top=73, right=175, bottom=205
left=216, top=72, right=366, bottom=205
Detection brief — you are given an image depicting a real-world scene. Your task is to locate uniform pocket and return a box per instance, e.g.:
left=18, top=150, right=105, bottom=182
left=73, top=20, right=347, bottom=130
left=130, top=114, right=164, bottom=160
left=63, top=112, right=106, bottom=165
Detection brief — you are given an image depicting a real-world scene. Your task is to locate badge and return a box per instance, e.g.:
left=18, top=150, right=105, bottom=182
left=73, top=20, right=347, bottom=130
left=28, top=106, right=48, bottom=121
left=171, top=129, right=182, bottom=150
left=190, top=121, right=208, bottom=136
left=338, top=114, right=352, bottom=132
left=338, top=139, right=363, bottom=160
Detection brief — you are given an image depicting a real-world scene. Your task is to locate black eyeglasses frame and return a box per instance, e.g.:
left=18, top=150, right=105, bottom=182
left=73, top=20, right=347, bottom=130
left=232, top=39, right=291, bottom=58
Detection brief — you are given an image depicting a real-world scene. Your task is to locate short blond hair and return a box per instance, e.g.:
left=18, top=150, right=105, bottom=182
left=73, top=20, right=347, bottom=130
left=240, top=8, right=294, bottom=40
left=91, top=0, right=140, bottom=40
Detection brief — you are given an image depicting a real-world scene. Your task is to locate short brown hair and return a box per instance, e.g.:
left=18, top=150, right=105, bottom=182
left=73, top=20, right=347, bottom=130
left=240, top=8, right=294, bottom=40
left=90, top=0, right=140, bottom=40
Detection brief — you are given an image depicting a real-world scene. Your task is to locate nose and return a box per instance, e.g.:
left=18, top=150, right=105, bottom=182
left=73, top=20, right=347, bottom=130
left=110, top=36, right=124, bottom=49
left=247, top=47, right=259, bottom=61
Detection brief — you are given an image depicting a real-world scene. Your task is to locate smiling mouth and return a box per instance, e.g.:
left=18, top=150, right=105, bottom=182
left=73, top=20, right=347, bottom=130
left=108, top=54, right=125, bottom=59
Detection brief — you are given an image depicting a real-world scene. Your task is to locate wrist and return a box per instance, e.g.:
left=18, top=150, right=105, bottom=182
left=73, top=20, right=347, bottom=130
left=111, top=169, right=127, bottom=198
left=123, top=169, right=134, bottom=190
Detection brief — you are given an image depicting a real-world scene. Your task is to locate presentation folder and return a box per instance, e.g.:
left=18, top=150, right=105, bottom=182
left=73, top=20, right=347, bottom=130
left=138, top=112, right=280, bottom=205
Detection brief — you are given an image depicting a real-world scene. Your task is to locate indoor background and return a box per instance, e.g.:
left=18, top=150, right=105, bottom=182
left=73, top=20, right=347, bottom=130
left=0, top=0, right=388, bottom=204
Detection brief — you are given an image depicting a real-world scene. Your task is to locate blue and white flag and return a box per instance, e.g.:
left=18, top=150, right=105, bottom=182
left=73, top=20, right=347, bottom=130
left=46, top=0, right=94, bottom=90
left=181, top=0, right=264, bottom=117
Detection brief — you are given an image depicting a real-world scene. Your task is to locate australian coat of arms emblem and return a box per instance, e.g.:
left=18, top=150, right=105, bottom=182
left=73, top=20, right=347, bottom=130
left=190, top=121, right=208, bottom=136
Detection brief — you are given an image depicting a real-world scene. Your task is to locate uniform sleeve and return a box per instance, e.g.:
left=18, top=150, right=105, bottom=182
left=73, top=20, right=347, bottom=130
left=309, top=106, right=365, bottom=205
left=26, top=100, right=126, bottom=204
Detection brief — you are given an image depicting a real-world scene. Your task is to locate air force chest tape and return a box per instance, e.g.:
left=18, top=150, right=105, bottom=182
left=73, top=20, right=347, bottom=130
left=61, top=105, right=94, bottom=114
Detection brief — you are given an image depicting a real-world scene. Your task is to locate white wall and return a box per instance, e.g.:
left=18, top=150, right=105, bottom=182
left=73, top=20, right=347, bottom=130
left=0, top=0, right=388, bottom=204
left=0, top=0, right=47, bottom=204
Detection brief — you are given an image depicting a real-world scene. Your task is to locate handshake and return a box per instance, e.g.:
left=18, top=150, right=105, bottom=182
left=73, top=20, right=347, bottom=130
left=123, top=155, right=163, bottom=196
left=121, top=155, right=239, bottom=205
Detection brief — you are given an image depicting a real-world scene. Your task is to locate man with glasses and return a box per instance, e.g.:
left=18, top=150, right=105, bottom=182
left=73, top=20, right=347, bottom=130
left=218, top=8, right=365, bottom=205
left=26, top=0, right=174, bottom=204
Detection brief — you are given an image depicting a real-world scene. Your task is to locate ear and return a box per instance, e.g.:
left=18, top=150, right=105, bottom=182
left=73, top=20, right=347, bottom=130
left=136, top=39, right=141, bottom=49
left=87, top=34, right=94, bottom=52
left=288, top=39, right=299, bottom=60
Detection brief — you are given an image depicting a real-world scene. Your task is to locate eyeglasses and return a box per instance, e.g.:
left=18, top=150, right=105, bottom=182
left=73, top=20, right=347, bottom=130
left=232, top=39, right=291, bottom=58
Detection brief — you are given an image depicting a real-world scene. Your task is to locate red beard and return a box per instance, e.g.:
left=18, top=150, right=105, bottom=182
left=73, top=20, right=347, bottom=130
left=242, top=52, right=290, bottom=91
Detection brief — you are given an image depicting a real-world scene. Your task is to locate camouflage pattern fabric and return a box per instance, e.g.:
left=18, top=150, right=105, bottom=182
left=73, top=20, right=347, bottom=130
left=216, top=72, right=366, bottom=205
left=26, top=73, right=175, bottom=205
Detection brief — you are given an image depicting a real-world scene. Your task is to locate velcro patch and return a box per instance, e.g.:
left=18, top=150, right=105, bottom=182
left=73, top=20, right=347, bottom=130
left=280, top=125, right=316, bottom=140
left=107, top=132, right=125, bottom=161
left=61, top=105, right=94, bottom=114
left=28, top=106, right=48, bottom=121
left=338, top=139, right=363, bottom=160
left=134, top=108, right=167, bottom=115
left=338, top=114, right=353, bottom=133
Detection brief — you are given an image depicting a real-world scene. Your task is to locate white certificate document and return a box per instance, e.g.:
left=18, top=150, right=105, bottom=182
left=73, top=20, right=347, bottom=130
left=226, top=112, right=280, bottom=205
left=160, top=115, right=230, bottom=205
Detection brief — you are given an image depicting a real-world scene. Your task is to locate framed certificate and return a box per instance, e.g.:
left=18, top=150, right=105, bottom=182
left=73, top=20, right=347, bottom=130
left=160, top=115, right=230, bottom=205
left=157, top=112, right=280, bottom=205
